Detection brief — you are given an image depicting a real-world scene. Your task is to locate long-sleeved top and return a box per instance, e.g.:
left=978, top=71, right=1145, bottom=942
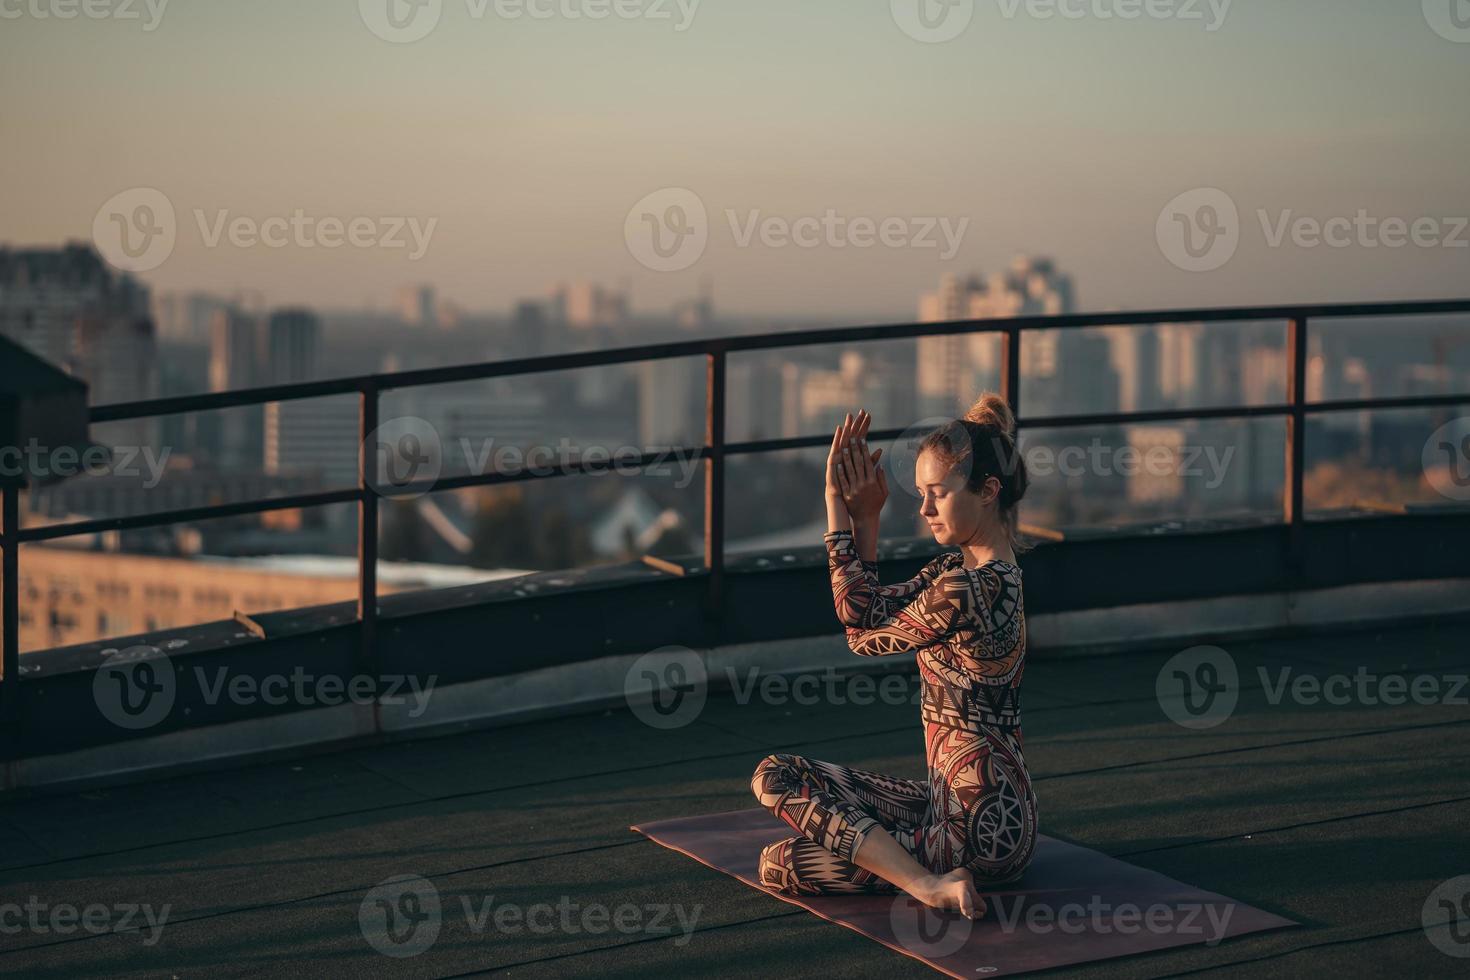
left=823, top=528, right=1026, bottom=732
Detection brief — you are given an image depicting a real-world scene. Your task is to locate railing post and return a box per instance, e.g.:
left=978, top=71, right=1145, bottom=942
left=1001, top=325, right=1021, bottom=417
left=1284, top=316, right=1309, bottom=571
left=358, top=383, right=380, bottom=686
left=1, top=481, right=18, bottom=728
left=703, top=350, right=726, bottom=621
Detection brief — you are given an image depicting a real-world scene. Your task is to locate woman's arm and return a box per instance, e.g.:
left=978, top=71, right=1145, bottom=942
left=826, top=491, right=852, bottom=534
left=849, top=516, right=879, bottom=564
left=842, top=567, right=973, bottom=656
left=831, top=409, right=884, bottom=563
left=826, top=530, right=972, bottom=653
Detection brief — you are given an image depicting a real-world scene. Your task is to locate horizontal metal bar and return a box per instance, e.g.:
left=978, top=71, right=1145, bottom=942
left=381, top=447, right=715, bottom=497
left=91, top=378, right=370, bottom=423
left=720, top=299, right=1470, bottom=358
left=1020, top=403, right=1293, bottom=430
left=53, top=388, right=1470, bottom=543
left=89, top=299, right=1470, bottom=423
left=1304, top=392, right=1470, bottom=414
left=18, top=488, right=362, bottom=543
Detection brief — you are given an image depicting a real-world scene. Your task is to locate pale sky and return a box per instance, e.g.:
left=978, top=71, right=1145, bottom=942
left=2, top=0, right=1467, bottom=318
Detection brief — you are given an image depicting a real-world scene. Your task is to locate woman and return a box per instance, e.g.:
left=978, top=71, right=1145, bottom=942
left=750, top=392, right=1037, bottom=919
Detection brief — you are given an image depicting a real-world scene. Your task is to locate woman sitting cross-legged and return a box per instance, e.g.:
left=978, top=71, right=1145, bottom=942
left=750, top=393, right=1038, bottom=919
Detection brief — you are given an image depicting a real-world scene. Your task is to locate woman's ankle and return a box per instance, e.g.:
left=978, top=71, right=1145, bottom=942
left=905, top=873, right=941, bottom=904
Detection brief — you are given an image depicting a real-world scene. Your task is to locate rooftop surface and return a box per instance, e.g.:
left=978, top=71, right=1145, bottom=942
left=1, top=619, right=1467, bottom=978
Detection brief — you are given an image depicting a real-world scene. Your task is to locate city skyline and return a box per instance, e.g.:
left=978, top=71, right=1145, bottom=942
left=3, top=1, right=1468, bottom=317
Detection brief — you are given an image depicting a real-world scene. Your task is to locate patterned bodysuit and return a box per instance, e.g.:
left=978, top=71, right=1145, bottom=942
left=750, top=529, right=1038, bottom=895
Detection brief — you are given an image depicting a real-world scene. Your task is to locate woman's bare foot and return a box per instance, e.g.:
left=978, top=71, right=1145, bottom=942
left=911, top=868, right=986, bottom=919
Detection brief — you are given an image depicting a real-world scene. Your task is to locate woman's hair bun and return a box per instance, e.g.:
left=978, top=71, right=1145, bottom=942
left=963, top=392, right=1017, bottom=438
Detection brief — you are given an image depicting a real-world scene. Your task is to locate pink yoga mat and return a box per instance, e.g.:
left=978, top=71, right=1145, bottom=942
left=632, top=807, right=1296, bottom=978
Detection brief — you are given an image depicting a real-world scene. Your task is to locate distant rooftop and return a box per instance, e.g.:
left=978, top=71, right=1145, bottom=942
left=194, top=553, right=534, bottom=589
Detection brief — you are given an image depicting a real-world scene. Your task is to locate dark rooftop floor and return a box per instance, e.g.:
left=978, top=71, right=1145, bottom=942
left=1, top=619, right=1468, bottom=978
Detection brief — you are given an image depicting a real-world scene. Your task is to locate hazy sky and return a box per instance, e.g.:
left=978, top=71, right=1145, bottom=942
left=3, top=0, right=1467, bottom=318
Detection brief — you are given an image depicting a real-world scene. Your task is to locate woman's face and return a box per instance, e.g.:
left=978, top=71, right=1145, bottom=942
left=914, top=449, right=996, bottom=546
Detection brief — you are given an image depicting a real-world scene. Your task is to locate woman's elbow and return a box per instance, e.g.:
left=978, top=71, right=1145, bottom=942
left=844, top=627, right=889, bottom=657
left=831, top=598, right=866, bottom=628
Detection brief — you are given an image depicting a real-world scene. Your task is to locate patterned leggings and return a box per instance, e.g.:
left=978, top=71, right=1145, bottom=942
left=749, top=729, right=1036, bottom=895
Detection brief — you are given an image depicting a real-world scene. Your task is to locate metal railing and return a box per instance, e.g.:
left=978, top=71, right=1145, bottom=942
left=4, top=298, right=1470, bottom=713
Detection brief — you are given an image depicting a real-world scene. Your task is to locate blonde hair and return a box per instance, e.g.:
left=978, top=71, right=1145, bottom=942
left=919, top=391, right=1030, bottom=555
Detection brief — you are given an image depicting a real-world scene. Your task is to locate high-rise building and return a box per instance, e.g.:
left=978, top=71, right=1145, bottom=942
left=152, top=291, right=236, bottom=345
left=1108, top=325, right=1162, bottom=414
left=209, top=308, right=260, bottom=392
left=1157, top=323, right=1204, bottom=407
left=265, top=398, right=359, bottom=485
left=729, top=356, right=785, bottom=444
left=396, top=284, right=438, bottom=328
left=916, top=256, right=1085, bottom=417
left=638, top=359, right=703, bottom=449
left=674, top=281, right=714, bottom=331
left=788, top=351, right=914, bottom=442
left=208, top=308, right=265, bottom=470
left=553, top=281, right=628, bottom=329
left=0, top=243, right=159, bottom=448
left=265, top=308, right=321, bottom=385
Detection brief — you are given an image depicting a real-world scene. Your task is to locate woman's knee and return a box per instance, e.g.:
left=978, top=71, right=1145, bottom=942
left=757, top=838, right=797, bottom=892
left=749, top=752, right=798, bottom=802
